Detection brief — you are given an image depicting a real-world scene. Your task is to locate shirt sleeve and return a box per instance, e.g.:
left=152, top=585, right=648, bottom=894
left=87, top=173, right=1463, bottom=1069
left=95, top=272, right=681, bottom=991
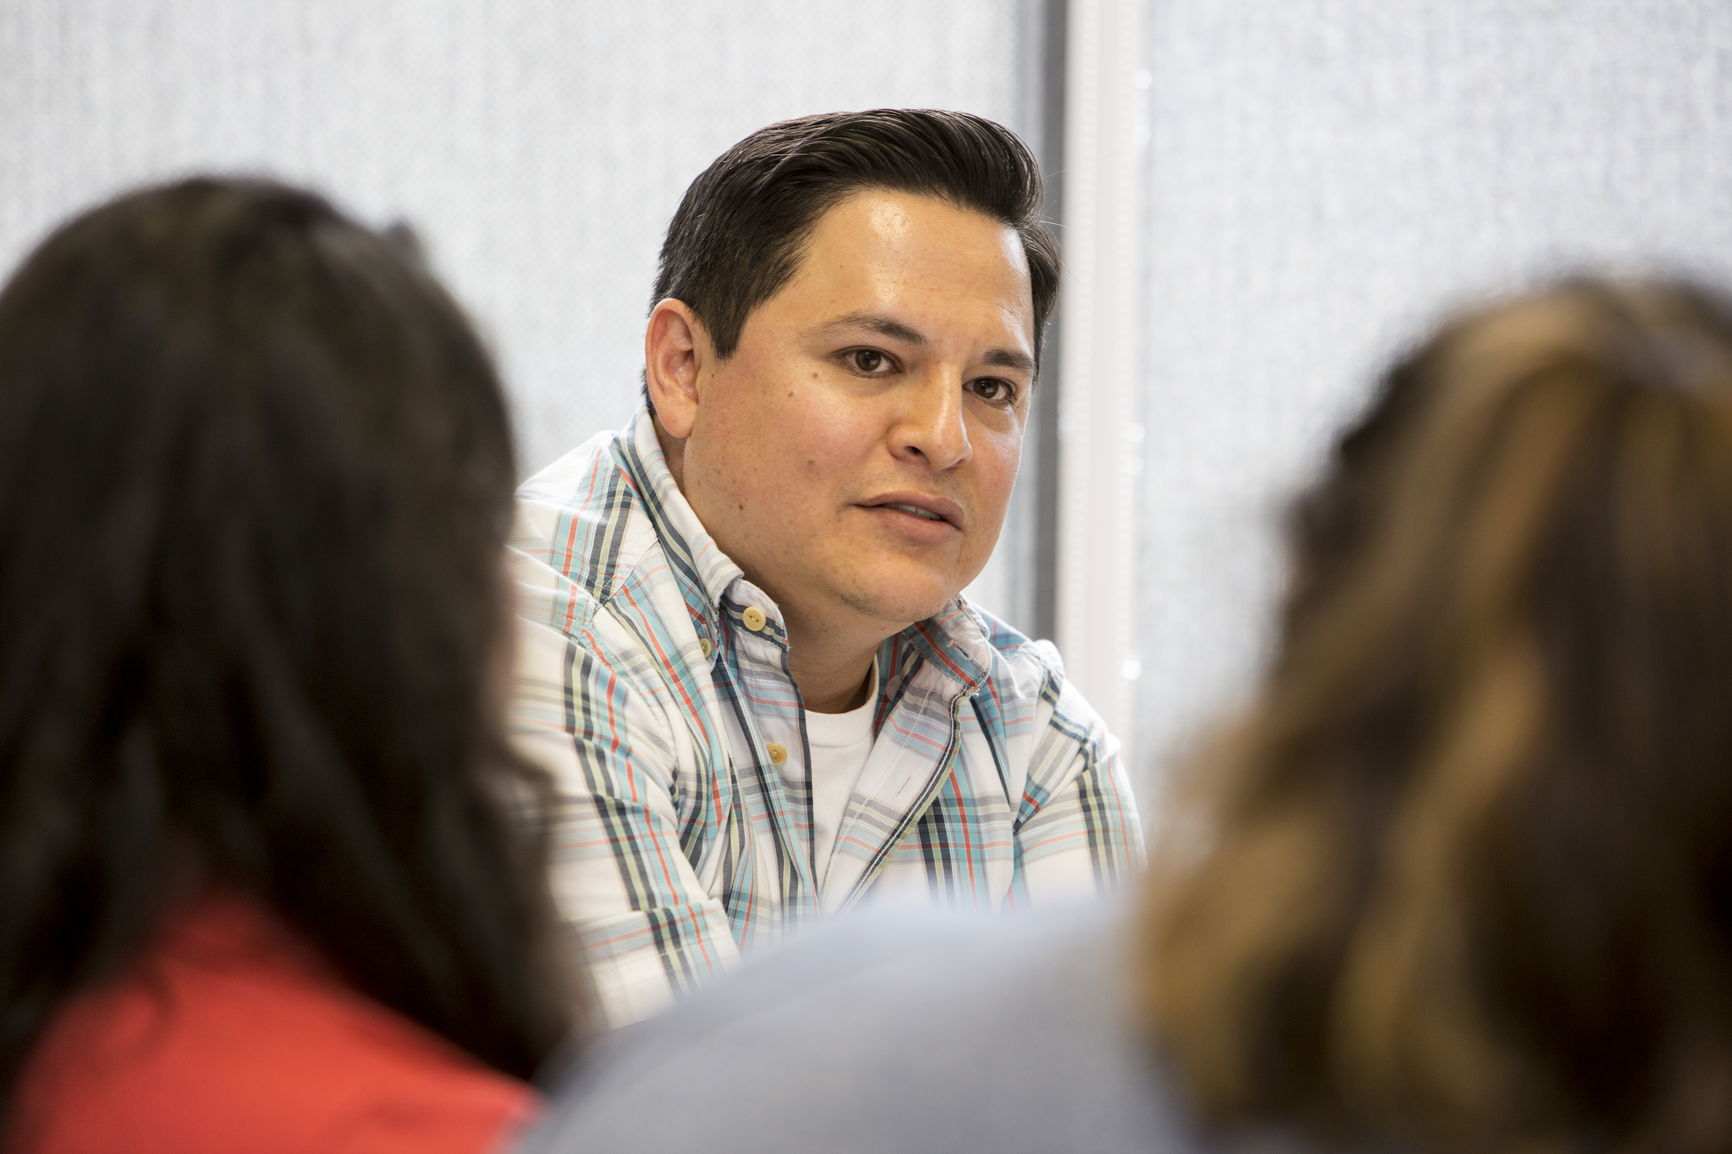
left=511, top=608, right=741, bottom=1028
left=1008, top=675, right=1146, bottom=905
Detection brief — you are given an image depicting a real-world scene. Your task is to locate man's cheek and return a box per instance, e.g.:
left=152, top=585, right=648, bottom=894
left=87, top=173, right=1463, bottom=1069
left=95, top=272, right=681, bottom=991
left=982, top=442, right=1023, bottom=498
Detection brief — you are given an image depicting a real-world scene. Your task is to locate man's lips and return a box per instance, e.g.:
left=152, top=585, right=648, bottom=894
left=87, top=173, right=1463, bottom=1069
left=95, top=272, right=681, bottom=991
left=857, top=492, right=965, bottom=529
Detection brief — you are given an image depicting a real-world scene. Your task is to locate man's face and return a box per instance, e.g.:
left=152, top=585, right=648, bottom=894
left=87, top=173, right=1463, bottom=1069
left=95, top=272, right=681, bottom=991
left=672, top=189, right=1036, bottom=644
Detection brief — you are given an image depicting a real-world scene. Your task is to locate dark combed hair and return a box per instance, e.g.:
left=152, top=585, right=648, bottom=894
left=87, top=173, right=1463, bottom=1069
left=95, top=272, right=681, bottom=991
left=1140, top=275, right=1732, bottom=1153
left=650, top=107, right=1060, bottom=371
left=0, top=177, right=573, bottom=1131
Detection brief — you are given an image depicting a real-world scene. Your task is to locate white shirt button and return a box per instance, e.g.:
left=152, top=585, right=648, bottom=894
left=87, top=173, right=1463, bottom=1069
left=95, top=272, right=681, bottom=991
left=766, top=742, right=789, bottom=765
left=741, top=606, right=767, bottom=632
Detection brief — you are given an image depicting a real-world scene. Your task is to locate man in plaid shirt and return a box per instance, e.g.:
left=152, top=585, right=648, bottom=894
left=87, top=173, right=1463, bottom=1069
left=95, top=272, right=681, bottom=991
left=510, top=109, right=1144, bottom=1026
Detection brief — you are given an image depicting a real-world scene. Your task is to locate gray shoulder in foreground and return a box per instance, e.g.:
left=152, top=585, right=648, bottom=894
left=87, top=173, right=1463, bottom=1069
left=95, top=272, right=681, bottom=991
left=517, top=903, right=1255, bottom=1154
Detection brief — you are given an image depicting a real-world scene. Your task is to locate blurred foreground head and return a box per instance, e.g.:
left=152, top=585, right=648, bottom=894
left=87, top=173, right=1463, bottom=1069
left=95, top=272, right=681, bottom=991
left=0, top=177, right=570, bottom=1123
left=1145, top=275, right=1732, bottom=1152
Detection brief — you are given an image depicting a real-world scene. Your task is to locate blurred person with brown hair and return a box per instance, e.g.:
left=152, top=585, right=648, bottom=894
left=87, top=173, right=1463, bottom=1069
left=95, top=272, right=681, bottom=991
left=519, top=273, right=1732, bottom=1154
left=0, top=177, right=576, bottom=1153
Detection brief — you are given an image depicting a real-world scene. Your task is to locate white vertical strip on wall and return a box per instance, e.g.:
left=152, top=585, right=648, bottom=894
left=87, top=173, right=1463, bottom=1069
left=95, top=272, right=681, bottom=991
left=1055, top=0, right=1148, bottom=767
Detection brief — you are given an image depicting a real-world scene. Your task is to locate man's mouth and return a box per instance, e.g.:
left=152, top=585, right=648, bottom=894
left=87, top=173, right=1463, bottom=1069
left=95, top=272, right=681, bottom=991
left=859, top=493, right=965, bottom=531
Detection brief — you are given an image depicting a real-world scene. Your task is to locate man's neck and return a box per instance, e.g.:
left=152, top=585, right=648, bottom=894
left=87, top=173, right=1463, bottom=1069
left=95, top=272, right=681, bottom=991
left=784, top=620, right=884, bottom=714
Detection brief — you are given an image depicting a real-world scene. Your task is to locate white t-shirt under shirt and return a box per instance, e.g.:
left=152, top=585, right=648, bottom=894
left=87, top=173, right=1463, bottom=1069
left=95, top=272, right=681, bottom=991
left=787, top=666, right=878, bottom=887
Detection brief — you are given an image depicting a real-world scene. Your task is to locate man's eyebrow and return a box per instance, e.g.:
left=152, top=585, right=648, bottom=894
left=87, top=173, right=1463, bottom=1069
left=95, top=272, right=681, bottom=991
left=819, top=312, right=1036, bottom=375
left=981, top=347, right=1036, bottom=375
left=819, top=312, right=928, bottom=346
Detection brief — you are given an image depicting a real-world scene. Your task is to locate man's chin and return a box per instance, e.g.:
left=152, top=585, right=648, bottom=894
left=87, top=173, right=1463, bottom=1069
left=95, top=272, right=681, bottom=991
left=838, top=583, right=963, bottom=635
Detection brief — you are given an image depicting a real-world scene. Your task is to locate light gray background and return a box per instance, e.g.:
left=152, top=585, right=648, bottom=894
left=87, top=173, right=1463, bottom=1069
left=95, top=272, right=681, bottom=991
left=7, top=1, right=1732, bottom=812
left=1131, top=1, right=1732, bottom=795
left=0, top=0, right=1046, bottom=619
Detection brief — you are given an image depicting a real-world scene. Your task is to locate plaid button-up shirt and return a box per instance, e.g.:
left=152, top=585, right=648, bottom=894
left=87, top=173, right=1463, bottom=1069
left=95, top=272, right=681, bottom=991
left=509, top=413, right=1145, bottom=1026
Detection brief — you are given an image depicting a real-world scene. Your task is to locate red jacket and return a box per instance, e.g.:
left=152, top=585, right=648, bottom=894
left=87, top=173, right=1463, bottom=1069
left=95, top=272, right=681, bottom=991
left=12, top=897, right=536, bottom=1154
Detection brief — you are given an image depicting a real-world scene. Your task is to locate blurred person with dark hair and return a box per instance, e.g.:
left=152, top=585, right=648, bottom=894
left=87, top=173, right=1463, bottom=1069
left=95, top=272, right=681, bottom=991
left=0, top=177, right=576, bottom=1153
left=519, top=273, right=1732, bottom=1154
left=510, top=108, right=1143, bottom=1027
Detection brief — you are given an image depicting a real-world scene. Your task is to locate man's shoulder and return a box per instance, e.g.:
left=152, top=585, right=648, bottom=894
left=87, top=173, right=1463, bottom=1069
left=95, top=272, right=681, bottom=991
left=944, top=600, right=1071, bottom=709
left=937, top=600, right=1116, bottom=757
left=510, top=423, right=719, bottom=735
left=967, top=601, right=1064, bottom=677
left=513, top=425, right=653, bottom=608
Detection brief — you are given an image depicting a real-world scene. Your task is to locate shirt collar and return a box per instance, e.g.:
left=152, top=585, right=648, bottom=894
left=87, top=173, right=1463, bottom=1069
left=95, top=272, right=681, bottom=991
left=896, top=599, right=993, bottom=695
left=614, top=407, right=996, bottom=693
left=611, top=409, right=750, bottom=650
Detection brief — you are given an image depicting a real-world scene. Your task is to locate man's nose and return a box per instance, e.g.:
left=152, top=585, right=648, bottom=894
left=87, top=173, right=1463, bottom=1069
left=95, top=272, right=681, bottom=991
left=891, top=376, right=972, bottom=470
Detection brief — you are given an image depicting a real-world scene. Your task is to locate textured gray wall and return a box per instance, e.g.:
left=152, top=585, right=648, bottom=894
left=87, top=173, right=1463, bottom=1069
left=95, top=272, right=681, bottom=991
left=18, top=2, right=1722, bottom=811
left=1132, top=1, right=1732, bottom=795
left=0, top=0, right=1043, bottom=617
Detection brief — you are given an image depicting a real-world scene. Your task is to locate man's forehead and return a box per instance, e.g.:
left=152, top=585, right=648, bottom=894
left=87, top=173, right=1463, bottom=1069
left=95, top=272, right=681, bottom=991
left=801, top=188, right=1025, bottom=266
left=767, top=190, right=1034, bottom=334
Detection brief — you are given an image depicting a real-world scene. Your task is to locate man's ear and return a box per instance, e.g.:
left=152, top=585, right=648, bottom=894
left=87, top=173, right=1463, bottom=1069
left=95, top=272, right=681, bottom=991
left=644, top=299, right=710, bottom=440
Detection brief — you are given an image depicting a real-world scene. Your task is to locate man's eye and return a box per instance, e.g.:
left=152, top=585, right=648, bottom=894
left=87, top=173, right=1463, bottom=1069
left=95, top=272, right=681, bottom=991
left=843, top=348, right=895, bottom=375
left=969, top=377, right=1018, bottom=404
